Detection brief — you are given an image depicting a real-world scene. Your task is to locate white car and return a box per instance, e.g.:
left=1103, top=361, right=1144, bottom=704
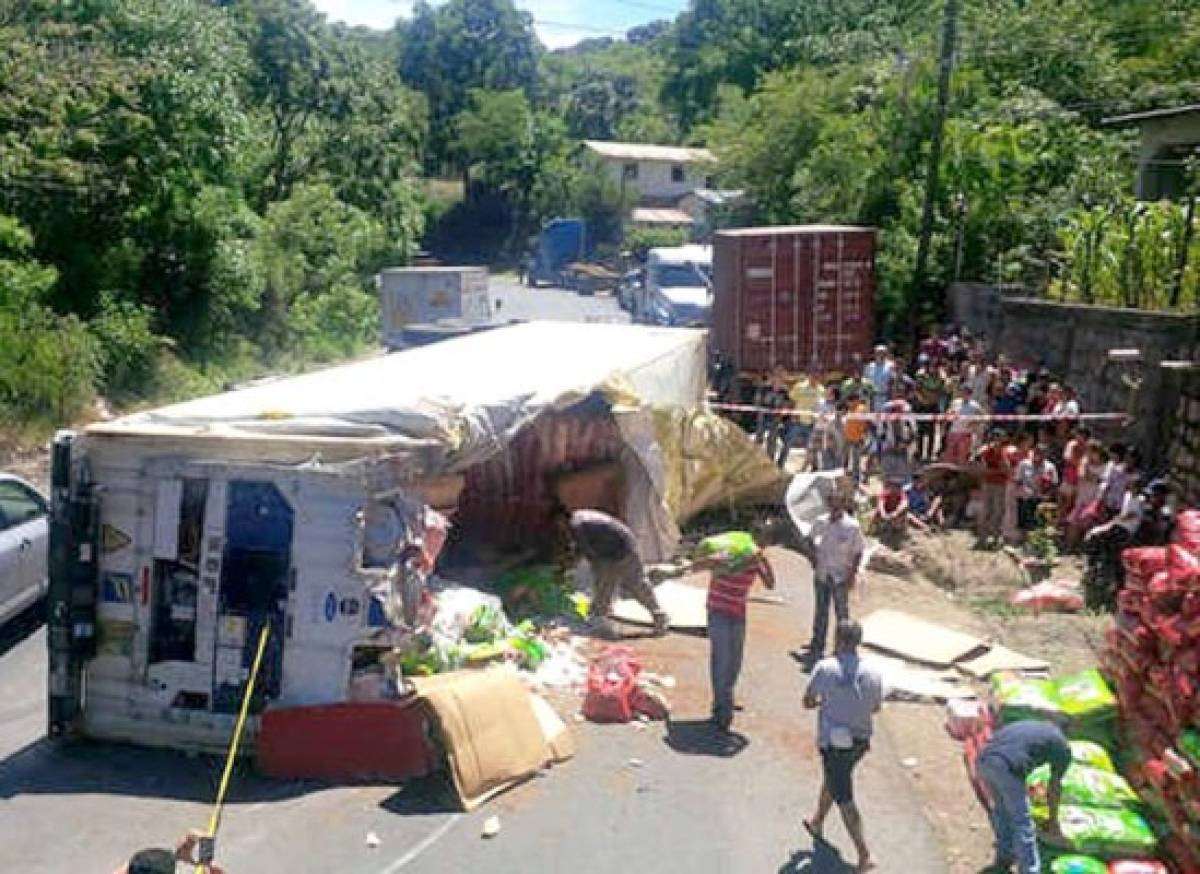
left=0, top=473, right=49, bottom=626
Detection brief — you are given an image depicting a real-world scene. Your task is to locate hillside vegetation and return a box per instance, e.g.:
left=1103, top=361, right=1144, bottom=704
left=2, top=0, right=1198, bottom=434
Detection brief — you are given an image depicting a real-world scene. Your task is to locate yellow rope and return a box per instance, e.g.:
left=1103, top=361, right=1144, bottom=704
left=197, top=624, right=271, bottom=874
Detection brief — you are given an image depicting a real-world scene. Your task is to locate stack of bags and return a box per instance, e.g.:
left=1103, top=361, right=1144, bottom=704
left=965, top=670, right=1164, bottom=867
left=1102, top=511, right=1200, bottom=873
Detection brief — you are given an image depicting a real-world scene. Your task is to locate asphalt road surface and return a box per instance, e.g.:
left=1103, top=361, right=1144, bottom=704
left=488, top=273, right=630, bottom=324
left=0, top=279, right=948, bottom=874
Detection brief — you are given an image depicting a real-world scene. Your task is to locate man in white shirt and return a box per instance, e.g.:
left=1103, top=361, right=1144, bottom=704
left=805, top=495, right=866, bottom=662
left=862, top=345, right=895, bottom=413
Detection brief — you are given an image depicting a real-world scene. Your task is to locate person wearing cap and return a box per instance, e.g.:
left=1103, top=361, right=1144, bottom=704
left=802, top=619, right=883, bottom=873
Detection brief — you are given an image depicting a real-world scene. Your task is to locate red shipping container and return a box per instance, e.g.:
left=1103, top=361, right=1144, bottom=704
left=712, top=225, right=876, bottom=376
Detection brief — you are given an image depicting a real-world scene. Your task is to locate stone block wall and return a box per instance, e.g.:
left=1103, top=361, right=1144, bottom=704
left=995, top=298, right=1199, bottom=455
left=1158, top=363, right=1200, bottom=506
left=946, top=282, right=1024, bottom=342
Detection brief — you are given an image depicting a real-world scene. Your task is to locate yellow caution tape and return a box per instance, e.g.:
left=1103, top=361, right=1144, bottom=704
left=197, top=624, right=271, bottom=874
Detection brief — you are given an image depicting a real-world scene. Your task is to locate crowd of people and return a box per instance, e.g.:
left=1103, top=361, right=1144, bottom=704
left=721, top=326, right=1179, bottom=611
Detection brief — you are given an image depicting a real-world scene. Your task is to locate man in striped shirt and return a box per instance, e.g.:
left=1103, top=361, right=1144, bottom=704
left=692, top=531, right=777, bottom=731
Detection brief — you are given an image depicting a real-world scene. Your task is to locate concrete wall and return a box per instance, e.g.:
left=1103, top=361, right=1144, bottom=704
left=946, top=282, right=1025, bottom=342
left=995, top=298, right=1199, bottom=453
left=599, top=158, right=714, bottom=202
left=1156, top=362, right=1200, bottom=505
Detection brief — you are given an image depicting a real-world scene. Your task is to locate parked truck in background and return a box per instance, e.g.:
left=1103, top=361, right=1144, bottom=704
left=379, top=266, right=492, bottom=351
left=526, top=218, right=589, bottom=288
left=635, top=244, right=713, bottom=327
left=711, top=225, right=876, bottom=377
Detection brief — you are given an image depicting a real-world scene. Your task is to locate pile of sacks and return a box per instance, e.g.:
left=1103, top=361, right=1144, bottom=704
left=1102, top=510, right=1200, bottom=872
left=961, top=669, right=1168, bottom=868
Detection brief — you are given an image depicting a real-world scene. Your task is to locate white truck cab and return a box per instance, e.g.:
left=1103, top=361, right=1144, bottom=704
left=637, top=245, right=713, bottom=328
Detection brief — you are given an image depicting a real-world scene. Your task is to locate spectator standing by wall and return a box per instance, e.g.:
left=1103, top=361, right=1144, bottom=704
left=976, top=429, right=1011, bottom=549
left=1014, top=445, right=1057, bottom=535
left=776, top=370, right=823, bottom=469
left=913, top=355, right=945, bottom=462
left=842, top=392, right=870, bottom=482
left=810, top=385, right=843, bottom=472
left=863, top=345, right=895, bottom=414
left=944, top=385, right=984, bottom=465
left=1057, top=426, right=1090, bottom=526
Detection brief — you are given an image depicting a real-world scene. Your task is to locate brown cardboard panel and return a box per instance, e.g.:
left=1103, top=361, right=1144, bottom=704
left=411, top=670, right=558, bottom=810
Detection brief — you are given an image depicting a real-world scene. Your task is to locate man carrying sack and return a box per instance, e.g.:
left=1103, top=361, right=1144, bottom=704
left=690, top=530, right=777, bottom=732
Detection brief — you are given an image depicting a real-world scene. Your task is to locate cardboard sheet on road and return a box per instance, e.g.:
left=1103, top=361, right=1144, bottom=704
left=860, top=609, right=987, bottom=668
left=612, top=579, right=708, bottom=629
left=956, top=644, right=1050, bottom=679
left=866, top=655, right=976, bottom=702
left=411, top=669, right=570, bottom=811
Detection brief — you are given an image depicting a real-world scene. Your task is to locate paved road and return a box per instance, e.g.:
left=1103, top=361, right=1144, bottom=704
left=0, top=281, right=948, bottom=873
left=488, top=274, right=630, bottom=324
left=0, top=553, right=947, bottom=874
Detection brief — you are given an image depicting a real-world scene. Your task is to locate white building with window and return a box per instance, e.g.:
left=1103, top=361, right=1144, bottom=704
left=582, top=140, right=718, bottom=204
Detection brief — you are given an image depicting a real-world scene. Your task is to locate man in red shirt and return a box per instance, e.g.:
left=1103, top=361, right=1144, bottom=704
left=691, top=531, right=777, bottom=731
left=976, top=429, right=1011, bottom=549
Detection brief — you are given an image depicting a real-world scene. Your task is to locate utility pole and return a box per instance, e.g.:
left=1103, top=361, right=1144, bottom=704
left=911, top=0, right=960, bottom=324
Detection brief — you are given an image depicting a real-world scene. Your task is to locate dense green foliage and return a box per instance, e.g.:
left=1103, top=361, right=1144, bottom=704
left=673, top=0, right=1200, bottom=330
left=5, top=0, right=1199, bottom=432
left=0, top=0, right=425, bottom=428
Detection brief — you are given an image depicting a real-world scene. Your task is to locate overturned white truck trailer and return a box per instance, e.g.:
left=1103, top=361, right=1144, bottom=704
left=48, top=321, right=780, bottom=753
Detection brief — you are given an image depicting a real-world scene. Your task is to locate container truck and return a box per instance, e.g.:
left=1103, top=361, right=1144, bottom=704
left=711, top=225, right=876, bottom=377
left=527, top=218, right=589, bottom=288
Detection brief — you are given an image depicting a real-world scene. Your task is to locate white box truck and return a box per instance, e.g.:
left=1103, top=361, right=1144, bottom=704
left=378, top=266, right=492, bottom=350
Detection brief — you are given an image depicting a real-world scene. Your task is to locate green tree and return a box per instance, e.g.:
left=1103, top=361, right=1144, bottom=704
left=397, top=0, right=541, bottom=171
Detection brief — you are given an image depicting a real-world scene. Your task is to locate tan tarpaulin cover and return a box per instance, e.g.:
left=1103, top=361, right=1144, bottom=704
left=410, top=669, right=570, bottom=810
left=649, top=407, right=786, bottom=524
left=861, top=609, right=988, bottom=668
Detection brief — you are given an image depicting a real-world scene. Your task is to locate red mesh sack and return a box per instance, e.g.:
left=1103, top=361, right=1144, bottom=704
left=1109, top=862, right=1169, bottom=874
left=1170, top=543, right=1200, bottom=582
left=1173, top=509, right=1200, bottom=554
left=582, top=645, right=641, bottom=723
left=1124, top=547, right=1168, bottom=585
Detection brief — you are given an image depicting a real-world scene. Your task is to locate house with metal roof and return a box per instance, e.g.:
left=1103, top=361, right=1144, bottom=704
left=580, top=140, right=743, bottom=234
left=582, top=140, right=718, bottom=205
left=1104, top=104, right=1200, bottom=200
